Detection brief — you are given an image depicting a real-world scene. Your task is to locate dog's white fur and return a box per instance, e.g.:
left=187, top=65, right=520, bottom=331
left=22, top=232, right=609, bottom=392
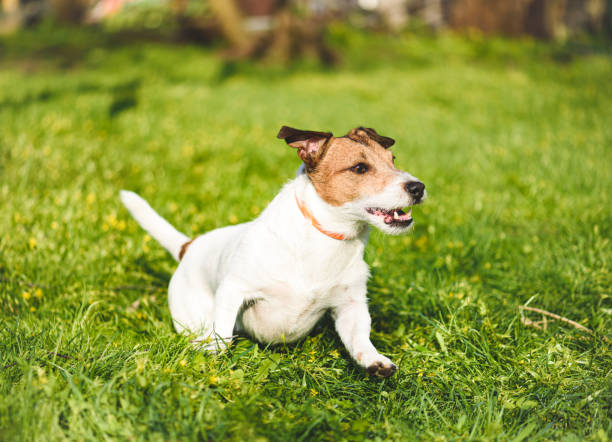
left=121, top=161, right=423, bottom=375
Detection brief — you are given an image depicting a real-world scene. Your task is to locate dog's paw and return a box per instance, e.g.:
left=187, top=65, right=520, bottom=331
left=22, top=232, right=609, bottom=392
left=191, top=336, right=232, bottom=354
left=366, top=360, right=397, bottom=378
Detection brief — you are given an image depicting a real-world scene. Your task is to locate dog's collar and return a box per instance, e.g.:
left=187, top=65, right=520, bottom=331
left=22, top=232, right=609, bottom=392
left=294, top=193, right=350, bottom=241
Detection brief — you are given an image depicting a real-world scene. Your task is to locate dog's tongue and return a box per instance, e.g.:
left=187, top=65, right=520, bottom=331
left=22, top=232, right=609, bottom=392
left=384, top=208, right=412, bottom=224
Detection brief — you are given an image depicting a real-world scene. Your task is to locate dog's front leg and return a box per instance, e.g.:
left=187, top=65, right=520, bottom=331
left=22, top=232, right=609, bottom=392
left=333, top=298, right=397, bottom=378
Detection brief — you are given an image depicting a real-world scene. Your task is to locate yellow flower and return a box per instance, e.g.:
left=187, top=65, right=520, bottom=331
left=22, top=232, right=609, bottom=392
left=51, top=222, right=59, bottom=230
left=329, top=350, right=340, bottom=359
left=86, top=193, right=96, bottom=205
left=28, top=238, right=37, bottom=249
left=22, top=291, right=31, bottom=300
left=182, top=145, right=194, bottom=157
left=310, top=389, right=318, bottom=396
left=30, top=306, right=36, bottom=312
left=179, top=359, right=187, bottom=367
left=34, top=288, right=43, bottom=299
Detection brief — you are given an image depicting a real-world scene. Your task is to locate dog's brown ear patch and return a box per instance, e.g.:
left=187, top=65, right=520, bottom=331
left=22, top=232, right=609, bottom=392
left=348, top=127, right=395, bottom=149
left=277, top=126, right=333, bottom=170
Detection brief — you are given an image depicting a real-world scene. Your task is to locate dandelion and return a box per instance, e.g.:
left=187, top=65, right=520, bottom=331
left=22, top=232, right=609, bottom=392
left=106, top=214, right=118, bottom=228
left=310, top=389, right=318, bottom=396
left=30, top=306, right=36, bottom=312
left=37, top=367, right=48, bottom=384
left=51, top=222, right=59, bottom=230
left=86, top=193, right=96, bottom=205
left=34, top=288, right=43, bottom=299
left=228, top=214, right=238, bottom=224
left=182, top=145, right=194, bottom=157
left=22, top=291, right=31, bottom=300
left=329, top=350, right=340, bottom=359
left=415, top=236, right=428, bottom=250
left=179, top=359, right=187, bottom=367
left=28, top=238, right=37, bottom=249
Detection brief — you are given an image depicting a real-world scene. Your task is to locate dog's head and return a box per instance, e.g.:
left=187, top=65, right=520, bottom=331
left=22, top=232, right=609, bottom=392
left=278, top=125, right=426, bottom=235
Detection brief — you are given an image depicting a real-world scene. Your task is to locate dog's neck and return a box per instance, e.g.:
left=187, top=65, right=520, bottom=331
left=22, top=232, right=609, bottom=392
left=294, top=174, right=367, bottom=241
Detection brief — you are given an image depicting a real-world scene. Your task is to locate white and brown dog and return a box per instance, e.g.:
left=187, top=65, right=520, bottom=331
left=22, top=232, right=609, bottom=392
left=120, top=126, right=425, bottom=377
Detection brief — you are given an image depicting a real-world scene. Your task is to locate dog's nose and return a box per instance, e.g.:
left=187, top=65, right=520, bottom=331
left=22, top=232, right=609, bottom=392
left=405, top=181, right=425, bottom=199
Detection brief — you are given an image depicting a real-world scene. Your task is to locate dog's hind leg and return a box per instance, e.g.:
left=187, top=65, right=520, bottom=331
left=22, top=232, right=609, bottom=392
left=168, top=267, right=215, bottom=343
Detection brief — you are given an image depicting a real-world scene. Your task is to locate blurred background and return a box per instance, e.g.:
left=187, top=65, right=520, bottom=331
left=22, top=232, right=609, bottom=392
left=1, top=0, right=611, bottom=57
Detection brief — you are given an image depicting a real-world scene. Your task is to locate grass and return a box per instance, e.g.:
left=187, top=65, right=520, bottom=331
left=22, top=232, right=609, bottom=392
left=0, top=26, right=611, bottom=441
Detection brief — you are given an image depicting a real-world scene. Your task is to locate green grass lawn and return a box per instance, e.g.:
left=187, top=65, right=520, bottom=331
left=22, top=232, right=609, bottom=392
left=1, top=27, right=611, bottom=440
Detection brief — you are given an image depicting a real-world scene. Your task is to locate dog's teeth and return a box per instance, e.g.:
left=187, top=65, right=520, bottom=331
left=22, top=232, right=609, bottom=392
left=393, top=211, right=399, bottom=220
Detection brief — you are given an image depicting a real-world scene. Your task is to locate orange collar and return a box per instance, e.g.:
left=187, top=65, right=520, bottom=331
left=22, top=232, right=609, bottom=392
left=295, top=193, right=348, bottom=240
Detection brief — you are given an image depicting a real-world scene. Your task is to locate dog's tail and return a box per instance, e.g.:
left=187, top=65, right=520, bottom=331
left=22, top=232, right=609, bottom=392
left=120, top=190, right=189, bottom=261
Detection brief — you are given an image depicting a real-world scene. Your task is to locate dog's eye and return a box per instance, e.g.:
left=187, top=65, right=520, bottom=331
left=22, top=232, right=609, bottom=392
left=350, top=163, right=369, bottom=174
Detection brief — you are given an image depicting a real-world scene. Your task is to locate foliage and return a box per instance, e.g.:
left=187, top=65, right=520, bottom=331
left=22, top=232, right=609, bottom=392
left=0, top=27, right=610, bottom=441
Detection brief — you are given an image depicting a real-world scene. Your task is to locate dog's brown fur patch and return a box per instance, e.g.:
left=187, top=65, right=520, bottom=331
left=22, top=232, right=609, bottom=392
left=308, top=130, right=398, bottom=206
left=178, top=238, right=195, bottom=260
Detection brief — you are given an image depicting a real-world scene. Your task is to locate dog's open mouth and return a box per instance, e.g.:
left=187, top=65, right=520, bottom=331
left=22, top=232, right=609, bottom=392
left=366, top=207, right=413, bottom=226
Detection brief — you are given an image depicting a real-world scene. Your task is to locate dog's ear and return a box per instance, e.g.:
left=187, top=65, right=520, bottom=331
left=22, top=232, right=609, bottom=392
left=277, top=126, right=333, bottom=169
left=348, top=127, right=395, bottom=149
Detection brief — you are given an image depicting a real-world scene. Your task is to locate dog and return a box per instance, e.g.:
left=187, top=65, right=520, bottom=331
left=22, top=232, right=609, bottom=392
left=120, top=126, right=425, bottom=377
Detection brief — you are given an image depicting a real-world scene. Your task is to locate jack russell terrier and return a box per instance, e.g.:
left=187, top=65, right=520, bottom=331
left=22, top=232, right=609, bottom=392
left=120, top=126, right=426, bottom=377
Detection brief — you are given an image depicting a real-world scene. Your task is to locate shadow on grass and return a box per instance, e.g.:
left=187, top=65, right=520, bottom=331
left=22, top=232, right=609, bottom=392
left=131, top=255, right=172, bottom=289
left=0, top=77, right=142, bottom=116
